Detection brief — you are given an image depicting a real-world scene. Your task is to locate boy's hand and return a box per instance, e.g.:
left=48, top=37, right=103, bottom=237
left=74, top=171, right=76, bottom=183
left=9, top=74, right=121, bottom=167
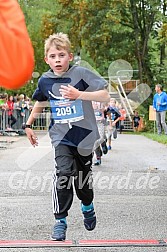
left=25, top=128, right=38, bottom=147
left=112, top=121, right=116, bottom=126
left=59, top=84, right=81, bottom=100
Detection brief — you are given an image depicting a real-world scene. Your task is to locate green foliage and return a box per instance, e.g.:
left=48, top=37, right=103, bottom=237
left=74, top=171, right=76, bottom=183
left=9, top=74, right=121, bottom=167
left=144, top=120, right=155, bottom=133
left=4, top=0, right=166, bottom=101
left=142, top=132, right=167, bottom=145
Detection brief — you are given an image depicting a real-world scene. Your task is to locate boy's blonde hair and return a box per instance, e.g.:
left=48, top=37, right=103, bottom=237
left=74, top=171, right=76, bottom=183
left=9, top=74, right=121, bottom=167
left=110, top=98, right=116, bottom=103
left=44, top=33, right=71, bottom=56
left=19, top=94, right=24, bottom=100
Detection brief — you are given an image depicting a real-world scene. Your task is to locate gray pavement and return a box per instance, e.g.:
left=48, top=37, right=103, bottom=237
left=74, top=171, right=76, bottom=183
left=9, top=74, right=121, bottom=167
left=0, top=132, right=167, bottom=252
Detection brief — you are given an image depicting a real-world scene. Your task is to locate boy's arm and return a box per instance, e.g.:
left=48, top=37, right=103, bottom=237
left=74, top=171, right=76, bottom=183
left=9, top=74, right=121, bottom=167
left=79, top=89, right=110, bottom=102
left=0, top=0, right=34, bottom=89
left=112, top=116, right=120, bottom=127
left=25, top=101, right=46, bottom=146
left=26, top=101, right=46, bottom=125
left=59, top=85, right=110, bottom=102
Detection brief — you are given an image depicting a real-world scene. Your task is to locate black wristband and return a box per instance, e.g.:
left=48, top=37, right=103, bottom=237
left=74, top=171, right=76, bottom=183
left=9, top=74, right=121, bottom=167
left=22, top=124, right=32, bottom=129
left=25, top=124, right=32, bottom=128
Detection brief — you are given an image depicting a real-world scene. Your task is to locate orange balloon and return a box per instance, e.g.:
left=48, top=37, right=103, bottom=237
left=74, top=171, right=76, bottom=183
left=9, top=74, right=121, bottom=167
left=0, top=0, right=34, bottom=90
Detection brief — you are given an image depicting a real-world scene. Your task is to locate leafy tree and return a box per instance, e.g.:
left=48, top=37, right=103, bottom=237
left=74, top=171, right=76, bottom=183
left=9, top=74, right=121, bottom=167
left=3, top=0, right=166, bottom=100
left=55, top=0, right=135, bottom=76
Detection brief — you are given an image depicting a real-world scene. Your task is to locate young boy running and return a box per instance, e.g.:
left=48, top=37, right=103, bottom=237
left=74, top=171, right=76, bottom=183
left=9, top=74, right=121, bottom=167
left=25, top=33, right=110, bottom=241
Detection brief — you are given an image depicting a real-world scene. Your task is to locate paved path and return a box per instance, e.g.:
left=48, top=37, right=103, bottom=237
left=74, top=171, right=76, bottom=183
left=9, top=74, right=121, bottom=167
left=0, top=132, right=167, bottom=251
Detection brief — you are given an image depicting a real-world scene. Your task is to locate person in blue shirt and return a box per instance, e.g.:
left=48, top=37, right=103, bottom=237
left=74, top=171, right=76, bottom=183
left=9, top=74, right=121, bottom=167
left=24, top=33, right=110, bottom=241
left=106, top=98, right=121, bottom=150
left=153, top=84, right=167, bottom=135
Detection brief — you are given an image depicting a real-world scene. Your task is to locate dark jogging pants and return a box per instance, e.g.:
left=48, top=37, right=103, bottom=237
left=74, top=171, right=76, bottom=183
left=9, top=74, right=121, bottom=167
left=52, top=144, right=94, bottom=219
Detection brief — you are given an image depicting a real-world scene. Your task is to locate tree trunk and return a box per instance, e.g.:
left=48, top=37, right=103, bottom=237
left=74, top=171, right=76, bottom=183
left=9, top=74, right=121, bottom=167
left=130, top=0, right=155, bottom=84
left=160, top=0, right=166, bottom=65
left=130, top=0, right=143, bottom=83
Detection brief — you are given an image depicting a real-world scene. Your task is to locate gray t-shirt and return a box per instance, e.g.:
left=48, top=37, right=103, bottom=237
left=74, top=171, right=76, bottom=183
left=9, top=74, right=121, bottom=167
left=33, top=65, right=108, bottom=154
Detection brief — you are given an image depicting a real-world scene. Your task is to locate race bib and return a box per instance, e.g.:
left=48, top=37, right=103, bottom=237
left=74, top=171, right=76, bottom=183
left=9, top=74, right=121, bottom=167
left=94, top=110, right=103, bottom=121
left=50, top=99, right=84, bottom=124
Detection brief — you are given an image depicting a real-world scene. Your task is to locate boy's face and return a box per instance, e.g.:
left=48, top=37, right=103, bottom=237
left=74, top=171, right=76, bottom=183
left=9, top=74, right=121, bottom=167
left=45, top=46, right=73, bottom=75
left=109, top=100, right=116, bottom=107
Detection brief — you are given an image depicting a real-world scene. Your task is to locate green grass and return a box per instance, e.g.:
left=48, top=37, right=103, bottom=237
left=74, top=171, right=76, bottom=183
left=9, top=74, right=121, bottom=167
left=123, top=131, right=167, bottom=145
left=141, top=132, right=167, bottom=145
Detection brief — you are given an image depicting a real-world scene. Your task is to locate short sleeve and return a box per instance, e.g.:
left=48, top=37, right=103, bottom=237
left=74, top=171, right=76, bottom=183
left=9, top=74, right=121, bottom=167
left=32, top=80, right=47, bottom=101
left=81, top=67, right=108, bottom=91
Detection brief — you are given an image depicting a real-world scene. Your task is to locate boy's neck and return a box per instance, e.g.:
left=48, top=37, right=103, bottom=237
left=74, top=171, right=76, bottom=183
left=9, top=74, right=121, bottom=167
left=53, top=64, right=73, bottom=76
left=53, top=71, right=64, bottom=76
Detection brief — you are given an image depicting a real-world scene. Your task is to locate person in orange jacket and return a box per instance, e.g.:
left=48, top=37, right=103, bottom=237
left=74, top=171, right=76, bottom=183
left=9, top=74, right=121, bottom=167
left=0, top=0, right=34, bottom=90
